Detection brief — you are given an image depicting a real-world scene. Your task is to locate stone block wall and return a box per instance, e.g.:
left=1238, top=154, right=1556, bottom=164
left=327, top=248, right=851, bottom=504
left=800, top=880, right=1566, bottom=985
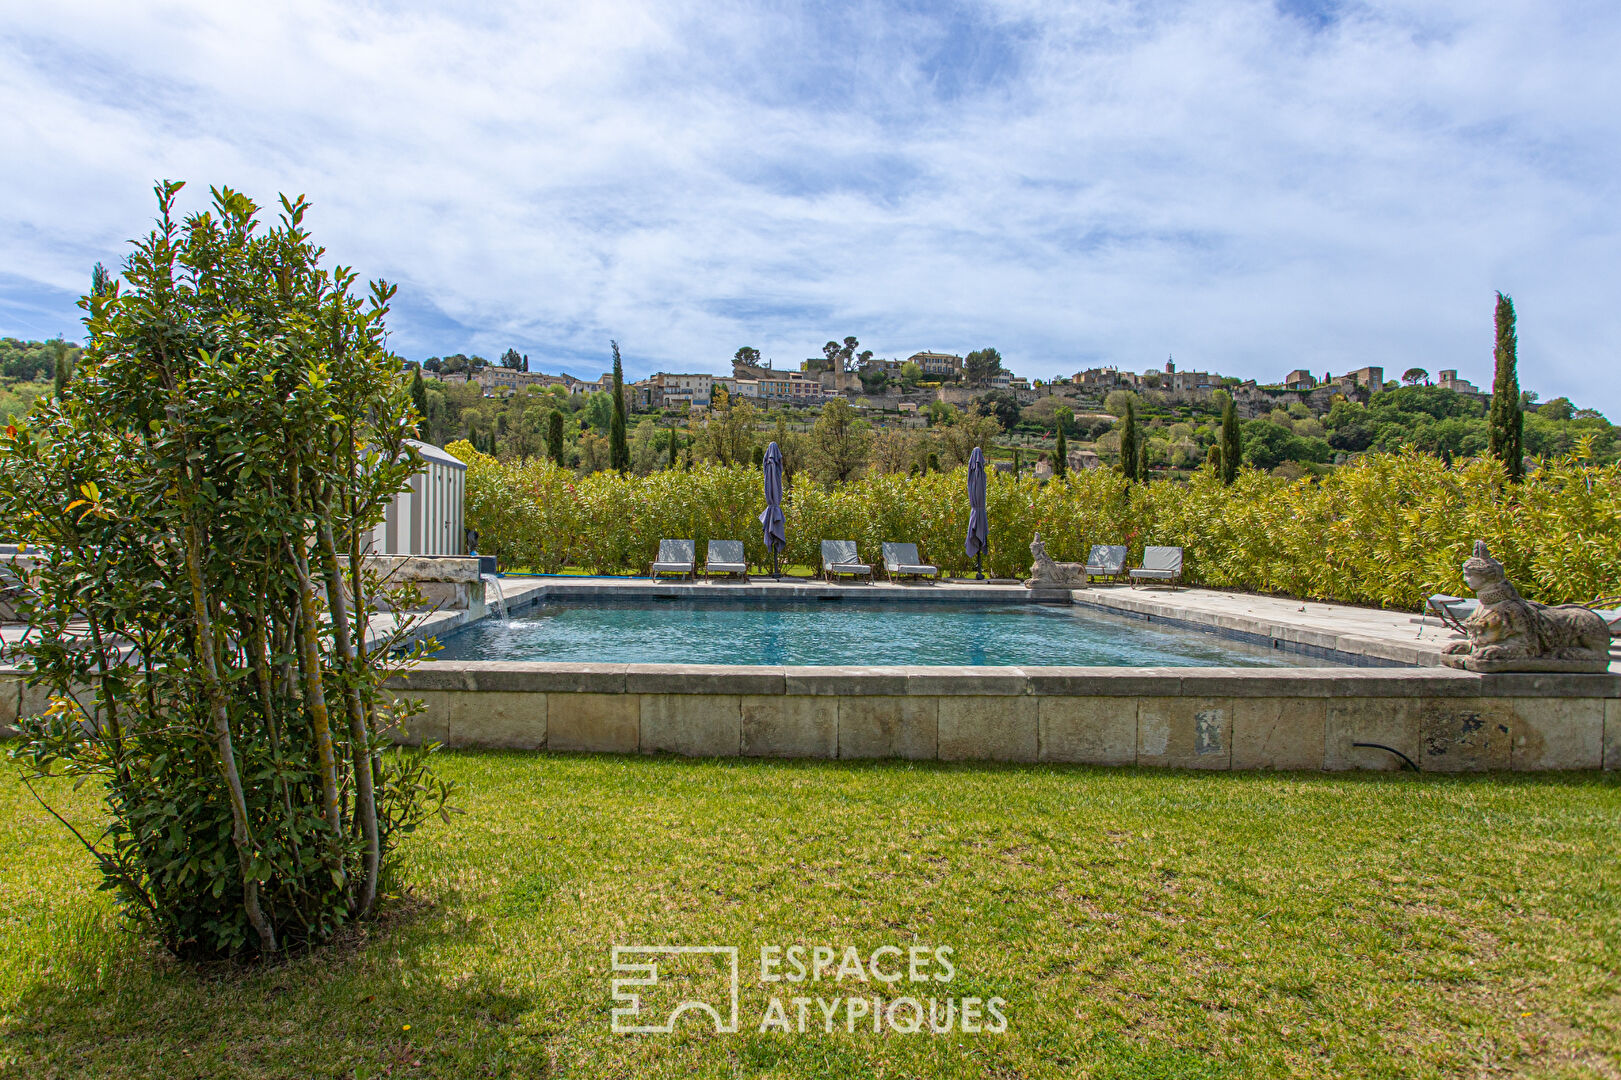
left=380, top=664, right=1621, bottom=771
left=7, top=663, right=1615, bottom=771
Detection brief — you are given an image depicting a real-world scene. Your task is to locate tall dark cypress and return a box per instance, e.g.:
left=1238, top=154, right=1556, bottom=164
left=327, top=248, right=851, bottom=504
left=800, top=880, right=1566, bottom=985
left=1120, top=400, right=1138, bottom=482
left=408, top=366, right=429, bottom=439
left=609, top=340, right=629, bottom=473
left=1054, top=424, right=1068, bottom=479
left=547, top=409, right=565, bottom=463
left=1218, top=391, right=1240, bottom=485
left=1488, top=292, right=1524, bottom=482
left=51, top=339, right=72, bottom=400
left=667, top=417, right=678, bottom=469
left=90, top=261, right=114, bottom=297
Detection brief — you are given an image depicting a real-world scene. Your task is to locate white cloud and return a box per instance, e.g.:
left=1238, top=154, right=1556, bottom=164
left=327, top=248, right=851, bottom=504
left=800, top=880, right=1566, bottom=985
left=1, top=0, right=1617, bottom=412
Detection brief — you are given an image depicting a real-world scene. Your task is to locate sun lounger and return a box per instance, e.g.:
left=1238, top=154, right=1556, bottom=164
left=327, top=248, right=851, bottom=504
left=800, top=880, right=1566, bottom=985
left=705, top=540, right=749, bottom=581
left=0, top=552, right=35, bottom=622
left=821, top=540, right=872, bottom=583
left=1129, top=546, right=1184, bottom=588
left=1426, top=594, right=1479, bottom=633
left=882, top=542, right=939, bottom=583
left=1085, top=544, right=1128, bottom=583
left=0, top=564, right=24, bottom=621
left=649, top=539, right=695, bottom=581
left=1579, top=596, right=1620, bottom=639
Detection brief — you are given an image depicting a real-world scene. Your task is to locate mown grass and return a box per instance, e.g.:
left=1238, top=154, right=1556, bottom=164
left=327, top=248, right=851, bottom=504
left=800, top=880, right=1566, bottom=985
left=1, top=751, right=1618, bottom=1078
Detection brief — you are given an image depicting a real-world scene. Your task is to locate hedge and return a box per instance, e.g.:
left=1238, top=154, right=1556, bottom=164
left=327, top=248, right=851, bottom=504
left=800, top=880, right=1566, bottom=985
left=452, top=441, right=1621, bottom=610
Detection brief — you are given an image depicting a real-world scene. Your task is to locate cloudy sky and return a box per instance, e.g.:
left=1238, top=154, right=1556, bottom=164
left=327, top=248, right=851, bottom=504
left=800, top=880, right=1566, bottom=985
left=3, top=1, right=1618, bottom=412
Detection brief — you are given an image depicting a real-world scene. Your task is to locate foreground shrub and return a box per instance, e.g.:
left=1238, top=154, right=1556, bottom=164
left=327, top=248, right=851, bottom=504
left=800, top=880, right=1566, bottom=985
left=0, top=184, right=453, bottom=959
left=456, top=444, right=1619, bottom=607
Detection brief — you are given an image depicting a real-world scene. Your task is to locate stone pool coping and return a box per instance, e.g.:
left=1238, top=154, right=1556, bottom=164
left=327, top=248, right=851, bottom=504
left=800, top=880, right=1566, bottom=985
left=389, top=661, right=1620, bottom=700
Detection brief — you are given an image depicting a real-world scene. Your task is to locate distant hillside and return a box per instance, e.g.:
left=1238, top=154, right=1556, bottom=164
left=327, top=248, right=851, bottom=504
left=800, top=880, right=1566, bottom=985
left=0, top=337, right=78, bottom=382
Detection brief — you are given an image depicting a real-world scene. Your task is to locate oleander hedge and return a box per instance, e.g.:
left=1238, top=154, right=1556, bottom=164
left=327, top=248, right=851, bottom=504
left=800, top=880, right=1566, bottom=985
left=452, top=441, right=1621, bottom=610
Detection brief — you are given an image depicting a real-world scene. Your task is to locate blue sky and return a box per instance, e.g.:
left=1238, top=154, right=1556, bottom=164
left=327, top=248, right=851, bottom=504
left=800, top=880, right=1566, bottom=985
left=3, top=1, right=1618, bottom=413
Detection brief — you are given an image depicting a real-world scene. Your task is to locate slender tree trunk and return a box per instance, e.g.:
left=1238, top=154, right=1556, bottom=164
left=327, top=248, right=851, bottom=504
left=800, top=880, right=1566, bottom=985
left=289, top=534, right=344, bottom=843
left=345, top=463, right=387, bottom=815
left=317, top=509, right=380, bottom=916
left=77, top=569, right=128, bottom=783
left=184, top=517, right=276, bottom=954
left=248, top=590, right=299, bottom=845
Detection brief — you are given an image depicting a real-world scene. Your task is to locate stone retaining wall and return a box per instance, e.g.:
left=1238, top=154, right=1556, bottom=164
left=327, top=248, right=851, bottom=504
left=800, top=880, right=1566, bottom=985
left=383, top=663, right=1621, bottom=772
left=7, top=664, right=1615, bottom=771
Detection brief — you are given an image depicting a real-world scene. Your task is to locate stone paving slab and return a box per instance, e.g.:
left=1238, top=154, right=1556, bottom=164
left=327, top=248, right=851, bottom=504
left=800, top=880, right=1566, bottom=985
left=1069, top=587, right=1471, bottom=668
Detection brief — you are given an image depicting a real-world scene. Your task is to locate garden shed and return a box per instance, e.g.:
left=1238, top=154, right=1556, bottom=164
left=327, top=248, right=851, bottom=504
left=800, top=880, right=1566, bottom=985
left=369, top=440, right=467, bottom=556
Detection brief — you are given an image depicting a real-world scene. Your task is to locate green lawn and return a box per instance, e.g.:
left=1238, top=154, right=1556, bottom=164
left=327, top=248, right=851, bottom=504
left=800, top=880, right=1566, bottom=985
left=2, top=751, right=1619, bottom=1078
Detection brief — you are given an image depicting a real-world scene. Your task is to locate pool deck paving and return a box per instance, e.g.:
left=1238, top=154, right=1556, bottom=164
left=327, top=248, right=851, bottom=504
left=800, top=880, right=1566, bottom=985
left=1071, top=587, right=1470, bottom=668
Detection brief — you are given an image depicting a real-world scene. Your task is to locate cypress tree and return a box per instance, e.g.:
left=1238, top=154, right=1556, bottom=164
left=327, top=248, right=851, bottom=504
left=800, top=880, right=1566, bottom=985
left=90, top=261, right=114, bottom=297
left=408, top=366, right=429, bottom=438
left=1119, top=400, right=1137, bottom=482
left=1054, top=424, right=1067, bottom=479
left=1012, top=447, right=1021, bottom=478
left=668, top=417, right=678, bottom=468
left=609, top=340, right=629, bottom=473
left=1488, top=291, right=1524, bottom=482
left=547, top=409, right=565, bottom=463
left=51, top=339, right=72, bottom=400
left=1218, top=390, right=1240, bottom=485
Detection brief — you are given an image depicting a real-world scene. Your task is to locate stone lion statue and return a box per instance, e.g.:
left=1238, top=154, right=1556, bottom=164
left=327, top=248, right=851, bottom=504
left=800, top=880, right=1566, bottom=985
left=1440, top=541, right=1612, bottom=673
left=1025, top=533, right=1086, bottom=589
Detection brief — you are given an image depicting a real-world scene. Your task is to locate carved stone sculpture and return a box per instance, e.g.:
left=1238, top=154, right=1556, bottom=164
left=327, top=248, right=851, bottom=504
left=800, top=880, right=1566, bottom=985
left=1441, top=541, right=1612, bottom=673
left=1025, top=533, right=1086, bottom=589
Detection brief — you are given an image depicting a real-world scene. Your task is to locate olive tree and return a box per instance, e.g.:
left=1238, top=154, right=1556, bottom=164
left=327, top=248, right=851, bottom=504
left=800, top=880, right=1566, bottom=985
left=0, top=183, right=454, bottom=959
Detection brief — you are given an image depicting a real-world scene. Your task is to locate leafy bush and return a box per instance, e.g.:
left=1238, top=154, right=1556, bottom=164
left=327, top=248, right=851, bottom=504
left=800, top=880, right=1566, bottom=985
left=0, top=184, right=454, bottom=959
left=0, top=379, right=49, bottom=423
left=458, top=443, right=1620, bottom=607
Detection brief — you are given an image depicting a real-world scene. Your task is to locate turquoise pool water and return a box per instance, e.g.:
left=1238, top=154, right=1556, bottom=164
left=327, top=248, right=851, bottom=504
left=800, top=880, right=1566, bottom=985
left=430, top=599, right=1341, bottom=667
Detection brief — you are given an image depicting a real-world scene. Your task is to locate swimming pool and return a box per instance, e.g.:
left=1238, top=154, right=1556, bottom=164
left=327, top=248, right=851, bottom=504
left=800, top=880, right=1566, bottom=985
left=429, top=599, right=1342, bottom=667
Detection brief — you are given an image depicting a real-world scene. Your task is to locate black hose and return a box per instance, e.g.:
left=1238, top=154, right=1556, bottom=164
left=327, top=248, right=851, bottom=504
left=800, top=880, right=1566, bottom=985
left=1351, top=742, right=1419, bottom=772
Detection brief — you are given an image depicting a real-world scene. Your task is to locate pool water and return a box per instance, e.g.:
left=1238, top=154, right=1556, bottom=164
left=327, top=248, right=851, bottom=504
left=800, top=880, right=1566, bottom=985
left=429, top=599, right=1340, bottom=667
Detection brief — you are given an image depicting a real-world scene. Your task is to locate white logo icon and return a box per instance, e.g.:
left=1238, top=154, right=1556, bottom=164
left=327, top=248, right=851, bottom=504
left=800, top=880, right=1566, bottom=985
left=611, top=946, right=740, bottom=1034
